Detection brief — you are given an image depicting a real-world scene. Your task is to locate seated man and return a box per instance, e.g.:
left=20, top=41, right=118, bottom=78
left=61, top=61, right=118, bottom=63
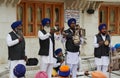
left=109, top=43, right=120, bottom=71
left=52, top=48, right=65, bottom=77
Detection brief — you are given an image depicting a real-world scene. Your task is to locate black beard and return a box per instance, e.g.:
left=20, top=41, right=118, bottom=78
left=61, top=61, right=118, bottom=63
left=70, top=27, right=75, bottom=32
left=15, top=28, right=22, bottom=34
left=101, top=33, right=106, bottom=35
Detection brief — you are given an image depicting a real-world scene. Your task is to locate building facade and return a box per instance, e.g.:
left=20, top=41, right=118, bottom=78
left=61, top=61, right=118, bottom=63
left=0, top=0, right=120, bottom=64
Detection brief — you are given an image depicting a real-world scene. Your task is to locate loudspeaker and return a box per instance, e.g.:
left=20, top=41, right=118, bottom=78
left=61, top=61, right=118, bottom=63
left=87, top=8, right=95, bottom=14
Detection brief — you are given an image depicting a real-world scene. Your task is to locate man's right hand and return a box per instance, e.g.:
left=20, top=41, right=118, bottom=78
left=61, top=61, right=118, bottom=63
left=18, top=37, right=22, bottom=42
left=98, top=41, right=104, bottom=46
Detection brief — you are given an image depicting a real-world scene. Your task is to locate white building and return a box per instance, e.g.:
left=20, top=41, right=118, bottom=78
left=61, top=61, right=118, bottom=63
left=0, top=0, right=120, bottom=64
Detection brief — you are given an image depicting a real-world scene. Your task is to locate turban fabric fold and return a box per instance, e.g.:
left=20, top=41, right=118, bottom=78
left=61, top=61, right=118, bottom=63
left=41, top=18, right=50, bottom=26
left=67, top=18, right=76, bottom=27
left=11, top=21, right=22, bottom=29
left=13, top=64, right=26, bottom=77
left=114, top=43, right=120, bottom=49
left=54, top=48, right=62, bottom=55
left=98, top=24, right=106, bottom=31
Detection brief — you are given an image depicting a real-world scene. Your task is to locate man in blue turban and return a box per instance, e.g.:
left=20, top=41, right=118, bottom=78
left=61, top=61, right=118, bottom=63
left=94, top=23, right=111, bottom=76
left=67, top=18, right=76, bottom=30
left=52, top=48, right=65, bottom=77
left=6, top=21, right=26, bottom=78
left=38, top=18, right=61, bottom=78
left=62, top=18, right=83, bottom=78
left=98, top=24, right=107, bottom=35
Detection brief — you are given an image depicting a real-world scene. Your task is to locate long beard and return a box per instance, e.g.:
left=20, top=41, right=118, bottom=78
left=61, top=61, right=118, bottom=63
left=44, top=26, right=50, bottom=33
left=15, top=28, right=23, bottom=38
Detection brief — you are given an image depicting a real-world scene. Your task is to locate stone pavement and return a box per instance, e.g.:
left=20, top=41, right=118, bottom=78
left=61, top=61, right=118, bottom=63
left=1, top=69, right=120, bottom=78
left=0, top=56, right=120, bottom=78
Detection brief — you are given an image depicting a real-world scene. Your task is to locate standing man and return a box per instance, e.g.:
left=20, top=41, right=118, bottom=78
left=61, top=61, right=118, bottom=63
left=38, top=18, right=60, bottom=78
left=94, top=24, right=111, bottom=76
left=6, top=21, right=26, bottom=78
left=62, top=18, right=83, bottom=78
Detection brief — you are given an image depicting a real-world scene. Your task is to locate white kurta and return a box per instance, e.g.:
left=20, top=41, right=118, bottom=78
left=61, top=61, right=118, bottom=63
left=6, top=32, right=19, bottom=47
left=66, top=51, right=79, bottom=64
left=53, top=58, right=60, bottom=68
left=93, top=34, right=110, bottom=66
left=53, top=57, right=65, bottom=68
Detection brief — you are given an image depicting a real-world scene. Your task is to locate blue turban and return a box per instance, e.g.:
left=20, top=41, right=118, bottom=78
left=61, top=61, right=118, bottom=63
left=54, top=48, right=62, bottom=55
left=58, top=70, right=70, bottom=77
left=114, top=43, right=120, bottom=49
left=13, top=64, right=26, bottom=77
left=67, top=18, right=76, bottom=27
left=98, top=24, right=106, bottom=31
left=41, top=18, right=50, bottom=26
left=11, top=21, right=22, bottom=30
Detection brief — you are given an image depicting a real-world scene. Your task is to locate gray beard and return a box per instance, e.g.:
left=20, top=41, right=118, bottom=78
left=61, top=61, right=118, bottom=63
left=15, top=29, right=23, bottom=38
left=44, top=26, right=50, bottom=33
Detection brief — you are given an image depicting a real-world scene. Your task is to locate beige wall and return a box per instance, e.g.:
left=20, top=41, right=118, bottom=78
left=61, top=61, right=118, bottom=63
left=0, top=3, right=16, bottom=64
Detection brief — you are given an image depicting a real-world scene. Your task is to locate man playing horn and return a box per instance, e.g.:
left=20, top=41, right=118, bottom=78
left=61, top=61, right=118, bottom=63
left=62, top=18, right=83, bottom=78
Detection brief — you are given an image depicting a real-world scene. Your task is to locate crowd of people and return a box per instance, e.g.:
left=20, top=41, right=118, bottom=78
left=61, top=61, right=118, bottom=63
left=6, top=18, right=120, bottom=78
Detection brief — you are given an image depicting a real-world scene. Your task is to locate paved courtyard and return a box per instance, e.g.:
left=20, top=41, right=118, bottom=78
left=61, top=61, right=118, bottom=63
left=0, top=56, right=120, bottom=78
left=1, top=69, right=120, bottom=78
